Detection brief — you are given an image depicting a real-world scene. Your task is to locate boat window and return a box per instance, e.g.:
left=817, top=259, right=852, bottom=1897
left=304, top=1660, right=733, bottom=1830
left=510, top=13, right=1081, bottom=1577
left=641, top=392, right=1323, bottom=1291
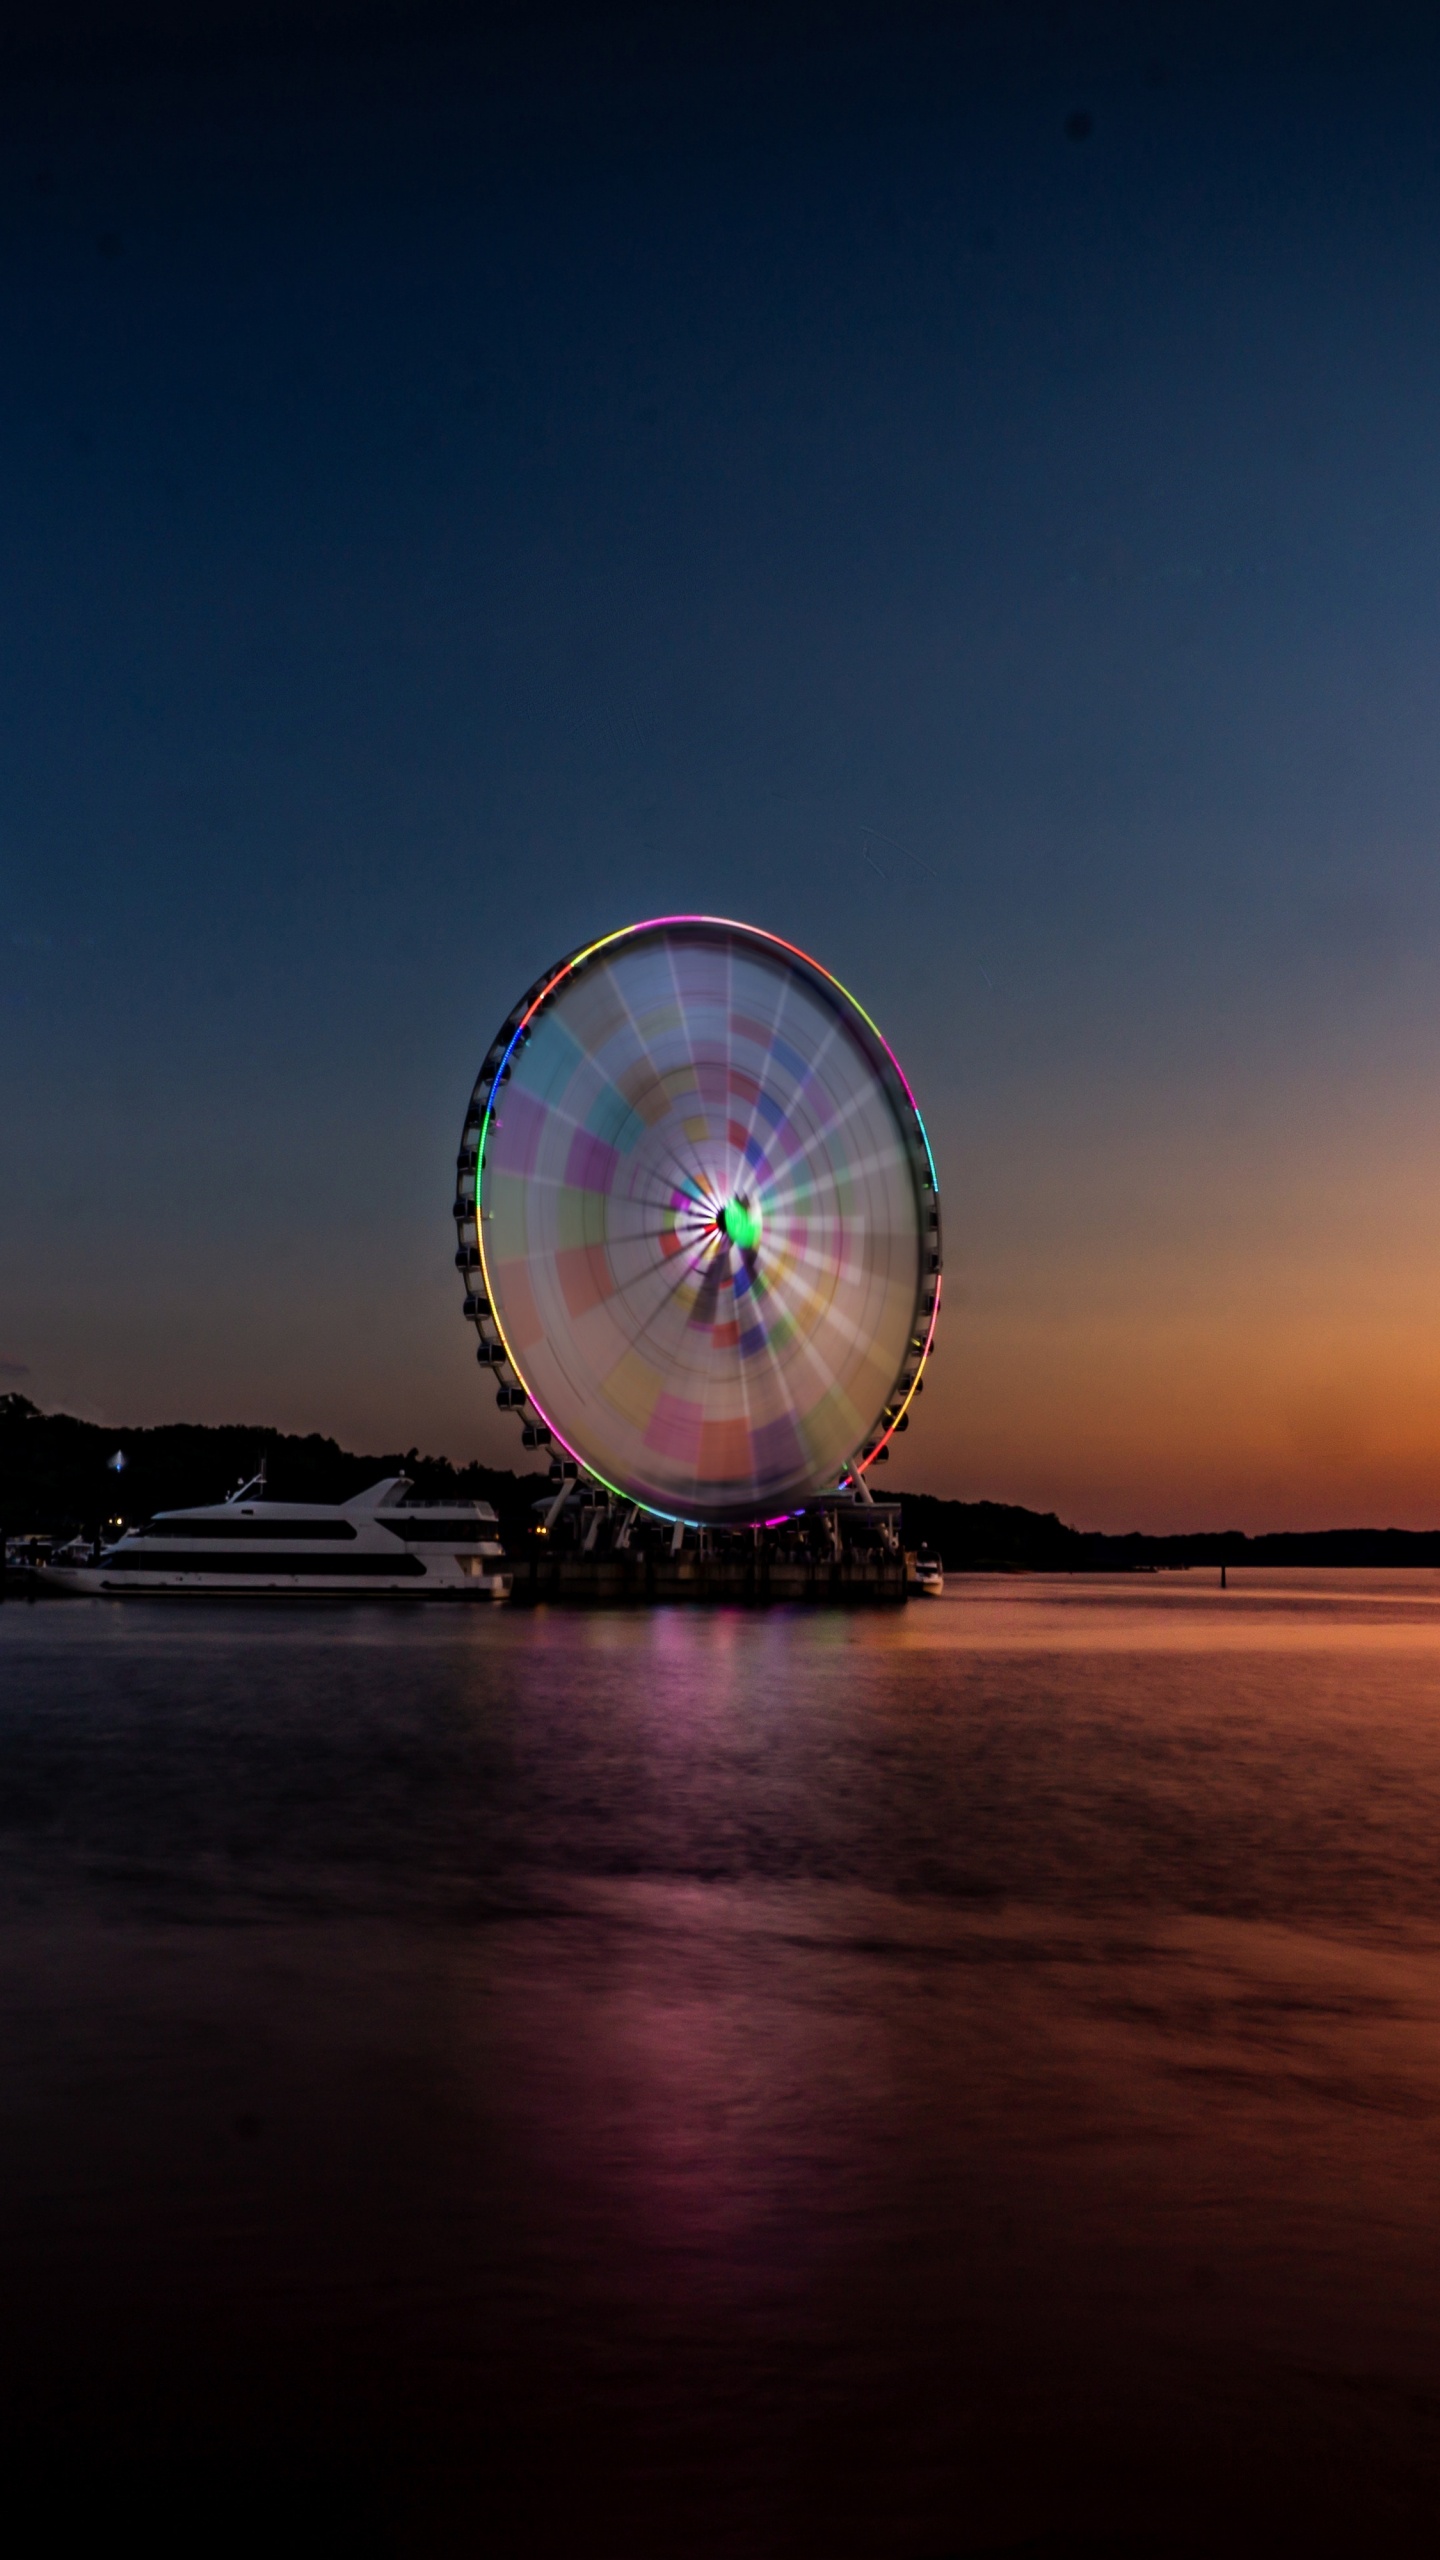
left=377, top=1518, right=495, bottom=1542
left=135, top=1518, right=359, bottom=1540
left=100, top=1549, right=427, bottom=1577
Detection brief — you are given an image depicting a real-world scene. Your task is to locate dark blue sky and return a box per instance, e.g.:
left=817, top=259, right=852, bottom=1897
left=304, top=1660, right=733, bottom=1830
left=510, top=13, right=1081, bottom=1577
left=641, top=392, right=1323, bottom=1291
left=6, top=1, right=1440, bottom=1525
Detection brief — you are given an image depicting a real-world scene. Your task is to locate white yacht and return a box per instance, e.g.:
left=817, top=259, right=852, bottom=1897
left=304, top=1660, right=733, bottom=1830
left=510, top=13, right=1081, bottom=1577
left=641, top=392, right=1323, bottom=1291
left=908, top=1546, right=945, bottom=1597
left=37, top=1473, right=512, bottom=1602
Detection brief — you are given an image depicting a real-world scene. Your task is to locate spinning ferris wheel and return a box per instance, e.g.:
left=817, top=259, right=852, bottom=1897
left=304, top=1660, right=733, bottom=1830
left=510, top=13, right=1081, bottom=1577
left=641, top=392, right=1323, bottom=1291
left=454, top=917, right=941, bottom=1525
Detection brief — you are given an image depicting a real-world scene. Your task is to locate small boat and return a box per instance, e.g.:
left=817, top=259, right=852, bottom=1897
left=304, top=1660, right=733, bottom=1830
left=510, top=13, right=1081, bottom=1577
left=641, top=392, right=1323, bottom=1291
left=36, top=1471, right=512, bottom=1602
left=3, top=1531, right=54, bottom=1592
left=907, top=1545, right=944, bottom=1597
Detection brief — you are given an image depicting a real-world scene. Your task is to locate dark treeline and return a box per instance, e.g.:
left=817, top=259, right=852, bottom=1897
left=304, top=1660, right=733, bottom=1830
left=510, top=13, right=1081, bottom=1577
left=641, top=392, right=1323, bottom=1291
left=6, top=1397, right=1440, bottom=1566
left=892, top=1491, right=1440, bottom=1571
left=895, top=1494, right=1084, bottom=1570
left=0, top=1396, right=550, bottom=1547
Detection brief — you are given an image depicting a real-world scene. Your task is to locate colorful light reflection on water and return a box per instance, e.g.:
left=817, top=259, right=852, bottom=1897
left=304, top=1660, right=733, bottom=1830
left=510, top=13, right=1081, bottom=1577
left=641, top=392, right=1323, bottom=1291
left=3, top=1576, right=1440, bottom=2554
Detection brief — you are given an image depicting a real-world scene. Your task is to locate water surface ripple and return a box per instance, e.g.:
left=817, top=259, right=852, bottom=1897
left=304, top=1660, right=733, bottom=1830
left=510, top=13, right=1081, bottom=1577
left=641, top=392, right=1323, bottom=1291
left=3, top=1575, right=1440, bottom=2556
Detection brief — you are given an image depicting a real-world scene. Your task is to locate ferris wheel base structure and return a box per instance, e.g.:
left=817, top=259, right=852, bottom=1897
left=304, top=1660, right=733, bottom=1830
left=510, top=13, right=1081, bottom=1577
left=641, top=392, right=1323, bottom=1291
left=510, top=1503, right=909, bottom=1607
left=455, top=916, right=942, bottom=1552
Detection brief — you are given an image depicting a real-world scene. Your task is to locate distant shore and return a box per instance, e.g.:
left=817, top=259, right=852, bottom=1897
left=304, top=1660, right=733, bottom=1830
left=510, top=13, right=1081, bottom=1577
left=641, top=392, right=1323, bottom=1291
left=4, top=1393, right=1438, bottom=1570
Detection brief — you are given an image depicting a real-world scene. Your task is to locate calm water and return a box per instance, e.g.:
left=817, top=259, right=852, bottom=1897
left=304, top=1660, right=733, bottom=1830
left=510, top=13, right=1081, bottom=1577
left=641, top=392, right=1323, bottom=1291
left=5, top=1575, right=1440, bottom=2556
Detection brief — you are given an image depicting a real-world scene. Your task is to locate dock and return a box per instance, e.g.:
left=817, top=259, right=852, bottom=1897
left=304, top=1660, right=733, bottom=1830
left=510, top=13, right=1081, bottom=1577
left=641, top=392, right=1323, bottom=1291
left=510, top=1486, right=908, bottom=1605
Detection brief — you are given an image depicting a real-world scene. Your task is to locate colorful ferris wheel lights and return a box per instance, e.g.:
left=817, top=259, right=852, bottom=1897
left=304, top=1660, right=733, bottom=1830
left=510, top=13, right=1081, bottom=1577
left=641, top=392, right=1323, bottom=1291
left=456, top=917, right=942, bottom=1525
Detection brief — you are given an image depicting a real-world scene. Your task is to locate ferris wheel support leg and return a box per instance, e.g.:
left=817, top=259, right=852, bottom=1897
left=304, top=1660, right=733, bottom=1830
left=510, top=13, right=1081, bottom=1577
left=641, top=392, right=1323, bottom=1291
left=670, top=1517, right=686, bottom=1556
left=542, top=1480, right=571, bottom=1534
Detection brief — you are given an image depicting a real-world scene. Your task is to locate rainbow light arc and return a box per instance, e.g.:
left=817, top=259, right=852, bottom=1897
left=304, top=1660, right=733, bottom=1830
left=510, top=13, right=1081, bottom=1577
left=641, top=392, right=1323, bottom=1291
left=467, top=915, right=941, bottom=1524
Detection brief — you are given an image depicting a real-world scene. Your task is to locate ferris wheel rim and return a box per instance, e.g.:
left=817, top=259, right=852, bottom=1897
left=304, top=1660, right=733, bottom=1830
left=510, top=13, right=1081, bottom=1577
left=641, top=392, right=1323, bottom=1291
left=457, top=915, right=942, bottom=1522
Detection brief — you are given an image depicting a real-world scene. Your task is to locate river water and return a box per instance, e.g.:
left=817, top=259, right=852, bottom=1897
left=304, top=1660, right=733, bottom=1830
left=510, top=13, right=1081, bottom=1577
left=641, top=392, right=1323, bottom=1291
left=4, top=1574, right=1440, bottom=2556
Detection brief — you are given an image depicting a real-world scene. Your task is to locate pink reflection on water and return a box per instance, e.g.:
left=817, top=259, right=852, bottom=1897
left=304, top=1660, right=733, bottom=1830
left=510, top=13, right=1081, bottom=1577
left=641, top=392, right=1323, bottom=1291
left=10, top=1581, right=1440, bottom=2549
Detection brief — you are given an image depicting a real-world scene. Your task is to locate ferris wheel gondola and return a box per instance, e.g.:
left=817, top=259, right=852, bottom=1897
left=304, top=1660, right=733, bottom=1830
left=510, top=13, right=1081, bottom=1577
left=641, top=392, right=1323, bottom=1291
left=454, top=916, right=941, bottom=1525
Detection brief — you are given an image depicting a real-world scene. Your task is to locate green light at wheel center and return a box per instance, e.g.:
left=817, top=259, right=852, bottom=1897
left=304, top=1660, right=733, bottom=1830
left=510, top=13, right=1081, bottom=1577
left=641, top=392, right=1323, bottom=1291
left=719, top=1196, right=762, bottom=1252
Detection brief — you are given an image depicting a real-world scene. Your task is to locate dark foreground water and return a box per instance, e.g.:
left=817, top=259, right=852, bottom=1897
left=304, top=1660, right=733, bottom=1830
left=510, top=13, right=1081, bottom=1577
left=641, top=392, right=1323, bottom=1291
left=5, top=1576, right=1440, bottom=2557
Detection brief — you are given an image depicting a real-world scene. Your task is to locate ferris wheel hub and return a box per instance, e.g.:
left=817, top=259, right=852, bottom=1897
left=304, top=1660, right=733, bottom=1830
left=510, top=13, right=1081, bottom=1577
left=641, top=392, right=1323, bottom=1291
left=716, top=1196, right=761, bottom=1252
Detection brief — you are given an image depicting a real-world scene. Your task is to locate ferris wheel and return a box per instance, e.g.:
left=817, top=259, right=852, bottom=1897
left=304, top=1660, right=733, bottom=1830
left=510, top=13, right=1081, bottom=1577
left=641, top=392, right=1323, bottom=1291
left=454, top=917, right=941, bottom=1525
